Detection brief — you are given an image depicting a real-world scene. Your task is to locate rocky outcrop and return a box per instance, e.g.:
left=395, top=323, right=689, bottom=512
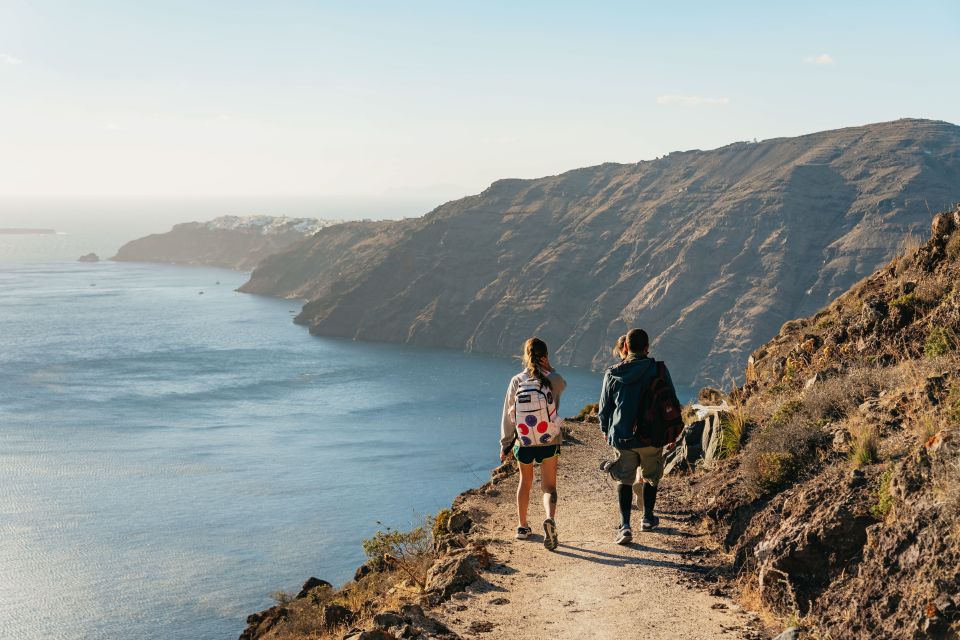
left=113, top=215, right=341, bottom=271
left=77, top=253, right=100, bottom=262
left=240, top=119, right=960, bottom=386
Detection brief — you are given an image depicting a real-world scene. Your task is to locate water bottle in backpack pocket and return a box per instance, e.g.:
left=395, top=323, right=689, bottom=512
left=513, top=374, right=561, bottom=446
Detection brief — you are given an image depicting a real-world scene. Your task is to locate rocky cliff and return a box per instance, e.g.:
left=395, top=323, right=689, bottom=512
left=667, top=205, right=960, bottom=638
left=240, top=119, right=960, bottom=387
left=112, top=215, right=341, bottom=271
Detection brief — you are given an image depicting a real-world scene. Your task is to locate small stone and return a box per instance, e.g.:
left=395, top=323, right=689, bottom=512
left=490, top=597, right=510, bottom=605
left=468, top=621, right=495, bottom=633
left=772, top=628, right=801, bottom=640
left=711, top=602, right=728, bottom=609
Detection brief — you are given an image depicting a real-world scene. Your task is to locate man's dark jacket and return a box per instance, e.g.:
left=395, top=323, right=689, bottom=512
left=598, top=356, right=678, bottom=449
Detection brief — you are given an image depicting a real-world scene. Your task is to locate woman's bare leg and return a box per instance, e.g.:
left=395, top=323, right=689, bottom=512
left=540, top=456, right=559, bottom=520
left=516, top=461, right=534, bottom=527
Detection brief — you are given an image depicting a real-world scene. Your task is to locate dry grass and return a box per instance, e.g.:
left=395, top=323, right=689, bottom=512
left=849, top=423, right=880, bottom=468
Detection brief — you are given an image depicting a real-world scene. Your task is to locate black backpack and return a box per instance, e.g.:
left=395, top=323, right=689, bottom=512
left=633, top=361, right=684, bottom=448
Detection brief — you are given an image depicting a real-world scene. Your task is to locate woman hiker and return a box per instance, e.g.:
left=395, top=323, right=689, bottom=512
left=499, top=337, right=566, bottom=551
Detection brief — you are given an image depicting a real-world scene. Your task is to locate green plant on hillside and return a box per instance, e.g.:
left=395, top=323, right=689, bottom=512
left=924, top=327, right=958, bottom=358
left=270, top=590, right=294, bottom=605
left=872, top=468, right=894, bottom=519
left=362, top=518, right=435, bottom=591
left=889, top=293, right=918, bottom=312
left=849, top=424, right=880, bottom=468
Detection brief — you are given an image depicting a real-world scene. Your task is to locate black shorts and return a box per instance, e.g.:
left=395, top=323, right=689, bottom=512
left=512, top=444, right=560, bottom=465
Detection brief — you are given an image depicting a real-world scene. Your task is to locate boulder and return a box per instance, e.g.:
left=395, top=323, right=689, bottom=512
left=425, top=549, right=482, bottom=603
left=296, top=576, right=332, bottom=599
left=322, top=603, right=354, bottom=628
left=772, top=628, right=801, bottom=640
left=77, top=252, right=100, bottom=262
left=446, top=511, right=472, bottom=534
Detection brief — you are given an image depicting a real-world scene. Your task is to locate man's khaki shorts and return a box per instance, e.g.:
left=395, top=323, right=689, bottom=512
left=608, top=446, right=665, bottom=487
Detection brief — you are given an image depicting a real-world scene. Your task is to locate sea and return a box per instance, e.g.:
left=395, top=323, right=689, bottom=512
left=0, top=220, right=614, bottom=640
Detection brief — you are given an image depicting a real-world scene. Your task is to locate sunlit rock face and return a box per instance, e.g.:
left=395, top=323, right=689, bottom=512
left=242, top=119, right=960, bottom=386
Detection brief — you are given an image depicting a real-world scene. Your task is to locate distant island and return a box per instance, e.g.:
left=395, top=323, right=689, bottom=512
left=113, top=215, right=342, bottom=271
left=0, top=228, right=56, bottom=235
left=77, top=253, right=100, bottom=263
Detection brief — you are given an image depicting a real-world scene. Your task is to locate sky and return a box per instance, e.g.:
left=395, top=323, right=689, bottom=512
left=1, top=0, right=959, bottom=205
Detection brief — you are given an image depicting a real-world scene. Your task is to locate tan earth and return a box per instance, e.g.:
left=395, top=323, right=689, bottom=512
left=434, top=421, right=763, bottom=640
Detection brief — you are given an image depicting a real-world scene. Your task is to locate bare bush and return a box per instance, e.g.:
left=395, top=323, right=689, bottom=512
left=741, top=414, right=828, bottom=499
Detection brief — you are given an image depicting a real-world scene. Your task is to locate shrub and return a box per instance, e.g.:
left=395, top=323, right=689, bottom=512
left=270, top=590, right=294, bottom=605
left=872, top=468, right=894, bottom=519
left=742, top=414, right=827, bottom=499
left=574, top=402, right=598, bottom=421
left=770, top=399, right=804, bottom=428
left=889, top=292, right=918, bottom=311
left=925, top=328, right=957, bottom=358
left=849, top=424, right=880, bottom=468
left=432, top=509, right=452, bottom=540
left=361, top=519, right=435, bottom=592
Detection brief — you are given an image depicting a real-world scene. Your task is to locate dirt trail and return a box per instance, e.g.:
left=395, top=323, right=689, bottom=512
left=435, top=421, right=762, bottom=640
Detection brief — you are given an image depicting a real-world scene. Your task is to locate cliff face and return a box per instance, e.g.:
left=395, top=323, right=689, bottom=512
left=240, top=119, right=960, bottom=387
left=112, top=216, right=340, bottom=271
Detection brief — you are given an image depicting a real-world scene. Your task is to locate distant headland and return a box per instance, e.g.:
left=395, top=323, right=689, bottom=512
left=0, top=228, right=56, bottom=235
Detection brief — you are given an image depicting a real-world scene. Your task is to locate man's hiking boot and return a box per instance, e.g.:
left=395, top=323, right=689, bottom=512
left=616, top=525, right=633, bottom=545
left=640, top=515, right=660, bottom=531
left=515, top=526, right=531, bottom=540
left=599, top=459, right=614, bottom=473
left=543, top=518, right=559, bottom=551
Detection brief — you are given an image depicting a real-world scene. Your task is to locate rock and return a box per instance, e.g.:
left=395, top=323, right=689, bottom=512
left=354, top=563, right=373, bottom=581
left=425, top=549, right=482, bottom=603
left=772, top=628, right=801, bottom=640
left=932, top=212, right=954, bottom=237
left=832, top=429, right=851, bottom=451
left=239, top=605, right=288, bottom=640
left=356, top=631, right=396, bottom=640
left=297, top=576, right=332, bottom=599
left=467, top=621, right=495, bottom=633
left=446, top=511, right=472, bottom=534
left=490, top=597, right=510, bottom=605
left=77, top=252, right=100, bottom=262
left=372, top=611, right=406, bottom=629
left=321, top=603, right=354, bottom=628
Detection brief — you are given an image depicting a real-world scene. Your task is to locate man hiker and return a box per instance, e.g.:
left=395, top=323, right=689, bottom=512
left=598, top=328, right=681, bottom=544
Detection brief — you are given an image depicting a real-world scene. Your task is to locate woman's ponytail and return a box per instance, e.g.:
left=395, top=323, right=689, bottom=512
left=522, top=337, right=552, bottom=389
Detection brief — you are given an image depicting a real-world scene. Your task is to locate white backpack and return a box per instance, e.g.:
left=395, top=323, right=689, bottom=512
left=513, top=373, right=561, bottom=447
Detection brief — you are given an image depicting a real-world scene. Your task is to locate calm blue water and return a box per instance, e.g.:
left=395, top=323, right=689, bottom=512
left=0, top=260, right=604, bottom=640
